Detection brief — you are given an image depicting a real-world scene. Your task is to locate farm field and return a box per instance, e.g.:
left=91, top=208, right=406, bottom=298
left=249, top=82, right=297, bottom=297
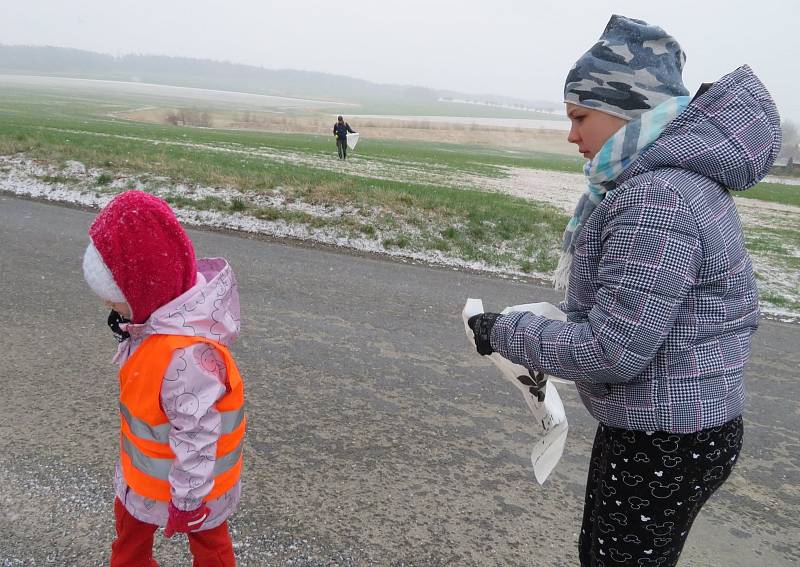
left=1, top=75, right=797, bottom=319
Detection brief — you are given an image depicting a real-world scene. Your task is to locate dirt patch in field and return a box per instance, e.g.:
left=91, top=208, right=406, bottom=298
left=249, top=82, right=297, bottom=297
left=482, top=167, right=586, bottom=211
left=487, top=167, right=800, bottom=221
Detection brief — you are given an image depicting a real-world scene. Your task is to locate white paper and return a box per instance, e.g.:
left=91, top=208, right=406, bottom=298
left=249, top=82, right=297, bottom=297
left=462, top=298, right=569, bottom=484
left=346, top=132, right=359, bottom=150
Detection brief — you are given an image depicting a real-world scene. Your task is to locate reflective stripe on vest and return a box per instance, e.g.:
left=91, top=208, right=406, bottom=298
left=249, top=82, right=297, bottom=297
left=119, top=402, right=245, bottom=443
left=121, top=434, right=245, bottom=480
left=118, top=334, right=245, bottom=502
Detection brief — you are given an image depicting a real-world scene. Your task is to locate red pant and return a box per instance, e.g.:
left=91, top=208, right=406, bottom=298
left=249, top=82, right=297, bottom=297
left=110, top=498, right=236, bottom=567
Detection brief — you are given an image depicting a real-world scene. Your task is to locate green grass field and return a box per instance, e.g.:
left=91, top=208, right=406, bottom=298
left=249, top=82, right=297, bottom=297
left=735, top=182, right=800, bottom=208
left=0, top=85, right=574, bottom=274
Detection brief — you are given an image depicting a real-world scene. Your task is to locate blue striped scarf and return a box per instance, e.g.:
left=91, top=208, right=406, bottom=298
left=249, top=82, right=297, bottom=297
left=553, top=96, right=690, bottom=291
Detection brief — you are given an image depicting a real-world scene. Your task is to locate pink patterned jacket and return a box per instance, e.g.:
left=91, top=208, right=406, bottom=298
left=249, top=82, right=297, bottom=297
left=113, top=258, right=243, bottom=529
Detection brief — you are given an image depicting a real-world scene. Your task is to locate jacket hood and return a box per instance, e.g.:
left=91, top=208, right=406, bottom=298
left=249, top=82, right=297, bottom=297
left=115, top=258, right=240, bottom=363
left=617, top=65, right=782, bottom=191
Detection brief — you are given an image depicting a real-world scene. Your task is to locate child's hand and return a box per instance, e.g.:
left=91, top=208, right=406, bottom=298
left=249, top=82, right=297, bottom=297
left=164, top=501, right=210, bottom=538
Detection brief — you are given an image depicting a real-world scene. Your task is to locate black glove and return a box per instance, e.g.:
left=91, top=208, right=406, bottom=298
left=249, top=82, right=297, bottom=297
left=468, top=312, right=501, bottom=356
left=107, top=310, right=131, bottom=343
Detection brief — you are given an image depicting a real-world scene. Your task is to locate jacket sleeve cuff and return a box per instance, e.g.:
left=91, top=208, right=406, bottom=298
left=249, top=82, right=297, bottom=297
left=490, top=311, right=550, bottom=367
left=172, top=495, right=204, bottom=511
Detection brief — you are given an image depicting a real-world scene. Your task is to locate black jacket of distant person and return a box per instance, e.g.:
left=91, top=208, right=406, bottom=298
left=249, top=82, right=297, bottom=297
left=333, top=121, right=355, bottom=140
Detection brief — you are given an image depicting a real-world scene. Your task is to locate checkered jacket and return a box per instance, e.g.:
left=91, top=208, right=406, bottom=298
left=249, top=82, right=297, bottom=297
left=491, top=66, right=782, bottom=433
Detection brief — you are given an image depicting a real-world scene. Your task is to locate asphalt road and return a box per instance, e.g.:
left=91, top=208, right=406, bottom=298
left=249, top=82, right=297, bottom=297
left=1, top=195, right=798, bottom=566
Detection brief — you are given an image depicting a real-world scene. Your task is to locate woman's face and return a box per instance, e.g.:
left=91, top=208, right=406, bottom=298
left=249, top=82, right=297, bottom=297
left=566, top=103, right=627, bottom=160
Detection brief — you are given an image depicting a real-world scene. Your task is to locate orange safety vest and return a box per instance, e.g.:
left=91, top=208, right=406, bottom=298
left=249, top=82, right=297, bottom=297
left=118, top=334, right=246, bottom=502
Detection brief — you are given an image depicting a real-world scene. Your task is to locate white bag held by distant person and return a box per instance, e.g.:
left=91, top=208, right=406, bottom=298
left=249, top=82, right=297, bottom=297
left=347, top=132, right=359, bottom=150
left=462, top=298, right=569, bottom=484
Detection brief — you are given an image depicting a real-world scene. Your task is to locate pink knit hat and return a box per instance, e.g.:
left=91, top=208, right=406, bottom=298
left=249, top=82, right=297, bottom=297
left=82, top=191, right=197, bottom=324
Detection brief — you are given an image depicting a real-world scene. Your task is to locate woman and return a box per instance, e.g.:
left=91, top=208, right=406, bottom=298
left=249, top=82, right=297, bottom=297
left=468, top=14, right=781, bottom=567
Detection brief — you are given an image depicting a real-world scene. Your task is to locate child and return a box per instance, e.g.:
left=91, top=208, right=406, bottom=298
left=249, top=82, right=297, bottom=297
left=83, top=190, right=245, bottom=566
left=468, top=15, right=781, bottom=567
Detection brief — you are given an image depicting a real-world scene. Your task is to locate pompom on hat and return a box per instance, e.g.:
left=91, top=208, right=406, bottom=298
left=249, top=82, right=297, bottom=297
left=564, top=14, right=689, bottom=121
left=82, top=190, right=197, bottom=324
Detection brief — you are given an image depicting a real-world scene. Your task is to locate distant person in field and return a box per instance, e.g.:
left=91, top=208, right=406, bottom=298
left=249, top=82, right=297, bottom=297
left=466, top=14, right=781, bottom=567
left=82, top=191, right=246, bottom=566
left=333, top=115, right=356, bottom=160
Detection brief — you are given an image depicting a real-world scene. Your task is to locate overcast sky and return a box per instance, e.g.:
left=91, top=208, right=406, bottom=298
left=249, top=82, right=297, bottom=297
left=2, top=0, right=798, bottom=121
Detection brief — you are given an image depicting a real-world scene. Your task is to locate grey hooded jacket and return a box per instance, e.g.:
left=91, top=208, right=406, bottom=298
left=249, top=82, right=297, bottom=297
left=491, top=65, right=781, bottom=433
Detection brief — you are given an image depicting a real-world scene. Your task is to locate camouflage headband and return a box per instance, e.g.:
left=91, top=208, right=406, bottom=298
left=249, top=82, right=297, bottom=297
left=564, top=14, right=689, bottom=120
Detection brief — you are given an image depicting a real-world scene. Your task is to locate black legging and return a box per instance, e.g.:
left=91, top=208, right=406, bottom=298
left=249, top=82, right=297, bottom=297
left=337, top=138, right=347, bottom=159
left=579, top=417, right=743, bottom=567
